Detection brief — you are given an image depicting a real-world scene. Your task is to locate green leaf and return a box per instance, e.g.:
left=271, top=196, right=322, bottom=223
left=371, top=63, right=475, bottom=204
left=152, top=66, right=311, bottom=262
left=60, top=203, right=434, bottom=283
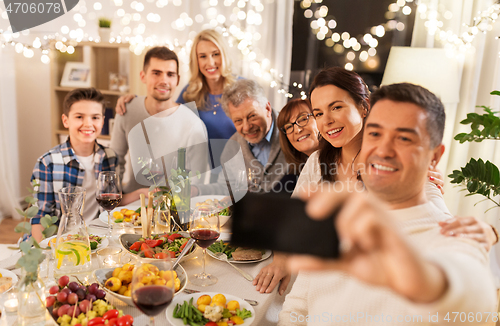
left=149, top=185, right=156, bottom=191
left=14, top=222, right=31, bottom=234
left=42, top=225, right=57, bottom=238
left=142, top=168, right=150, bottom=175
left=490, top=90, right=500, bottom=96
left=26, top=205, right=39, bottom=218
left=196, top=171, right=201, bottom=179
left=16, top=208, right=26, bottom=216
left=40, top=217, right=49, bottom=229
left=51, top=215, right=59, bottom=224
left=170, top=169, right=178, bottom=178
left=19, top=239, right=33, bottom=254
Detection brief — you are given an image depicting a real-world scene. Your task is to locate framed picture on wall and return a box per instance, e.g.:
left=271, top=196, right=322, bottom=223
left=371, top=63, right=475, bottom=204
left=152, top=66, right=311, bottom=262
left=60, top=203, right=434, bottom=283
left=60, top=62, right=91, bottom=87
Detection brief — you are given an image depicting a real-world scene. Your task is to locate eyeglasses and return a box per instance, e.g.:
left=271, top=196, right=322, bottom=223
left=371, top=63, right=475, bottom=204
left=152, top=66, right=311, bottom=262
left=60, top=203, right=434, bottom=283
left=281, top=113, right=313, bottom=134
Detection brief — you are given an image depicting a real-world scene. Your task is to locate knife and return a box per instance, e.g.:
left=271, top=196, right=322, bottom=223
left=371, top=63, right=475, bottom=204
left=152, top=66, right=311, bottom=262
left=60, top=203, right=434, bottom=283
left=173, top=238, right=195, bottom=270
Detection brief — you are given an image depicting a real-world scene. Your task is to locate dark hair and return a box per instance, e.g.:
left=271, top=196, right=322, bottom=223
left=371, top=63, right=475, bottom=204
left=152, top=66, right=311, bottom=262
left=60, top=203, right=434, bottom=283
left=143, top=46, right=179, bottom=74
left=369, top=83, right=445, bottom=147
left=277, top=99, right=313, bottom=174
left=309, top=67, right=370, bottom=182
left=63, top=88, right=105, bottom=116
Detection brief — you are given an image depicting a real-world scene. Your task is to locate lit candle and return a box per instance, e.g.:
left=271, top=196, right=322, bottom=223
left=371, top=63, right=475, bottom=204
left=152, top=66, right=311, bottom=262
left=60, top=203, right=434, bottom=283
left=4, top=298, right=18, bottom=312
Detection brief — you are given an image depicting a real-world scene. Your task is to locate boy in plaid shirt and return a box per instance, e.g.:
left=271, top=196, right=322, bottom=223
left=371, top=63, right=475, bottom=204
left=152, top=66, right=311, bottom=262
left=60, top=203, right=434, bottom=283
left=31, top=88, right=148, bottom=241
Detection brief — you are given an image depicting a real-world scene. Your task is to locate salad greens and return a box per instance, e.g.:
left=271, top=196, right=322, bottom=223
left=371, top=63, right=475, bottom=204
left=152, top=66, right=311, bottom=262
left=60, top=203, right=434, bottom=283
left=208, top=240, right=237, bottom=259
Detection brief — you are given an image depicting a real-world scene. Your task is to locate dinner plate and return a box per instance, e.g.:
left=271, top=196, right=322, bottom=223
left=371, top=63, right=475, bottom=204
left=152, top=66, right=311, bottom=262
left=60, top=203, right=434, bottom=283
left=40, top=235, right=109, bottom=254
left=0, top=268, right=18, bottom=294
left=207, top=248, right=272, bottom=264
left=99, top=205, right=142, bottom=229
left=166, top=292, right=256, bottom=326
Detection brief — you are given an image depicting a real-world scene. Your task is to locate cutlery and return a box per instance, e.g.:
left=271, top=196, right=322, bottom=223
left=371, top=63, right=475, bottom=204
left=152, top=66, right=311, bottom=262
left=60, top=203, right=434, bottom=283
left=172, top=238, right=195, bottom=270
left=183, top=289, right=259, bottom=306
left=88, top=224, right=108, bottom=229
left=213, top=252, right=254, bottom=282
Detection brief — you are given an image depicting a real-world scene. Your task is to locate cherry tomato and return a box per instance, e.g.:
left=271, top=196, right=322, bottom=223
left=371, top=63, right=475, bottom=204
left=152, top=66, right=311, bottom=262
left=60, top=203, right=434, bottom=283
left=145, top=239, right=163, bottom=248
left=123, top=315, right=134, bottom=324
left=107, top=318, right=118, bottom=326
left=205, top=322, right=218, bottom=326
left=74, top=324, right=82, bottom=326
left=129, top=241, right=143, bottom=251
left=154, top=252, right=168, bottom=259
left=88, top=317, right=105, bottom=326
left=168, top=233, right=183, bottom=242
left=140, top=243, right=154, bottom=258
left=117, top=316, right=132, bottom=326
left=103, top=309, right=119, bottom=320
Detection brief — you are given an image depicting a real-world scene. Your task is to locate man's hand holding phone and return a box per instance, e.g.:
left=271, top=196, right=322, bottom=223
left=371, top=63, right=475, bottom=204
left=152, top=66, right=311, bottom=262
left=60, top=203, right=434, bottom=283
left=290, top=186, right=448, bottom=304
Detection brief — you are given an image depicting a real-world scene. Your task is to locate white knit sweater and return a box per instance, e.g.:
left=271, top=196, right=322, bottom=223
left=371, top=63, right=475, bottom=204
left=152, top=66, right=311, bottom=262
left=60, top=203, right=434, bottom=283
left=280, top=199, right=496, bottom=325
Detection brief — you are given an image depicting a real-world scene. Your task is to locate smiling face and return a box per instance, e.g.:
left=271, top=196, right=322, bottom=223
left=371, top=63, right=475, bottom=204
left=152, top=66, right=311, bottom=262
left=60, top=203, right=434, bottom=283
left=285, top=105, right=319, bottom=156
left=140, top=57, right=179, bottom=102
left=229, top=97, right=272, bottom=144
left=62, top=100, right=104, bottom=146
left=310, top=85, right=365, bottom=149
left=359, top=99, right=444, bottom=207
left=196, top=40, right=222, bottom=83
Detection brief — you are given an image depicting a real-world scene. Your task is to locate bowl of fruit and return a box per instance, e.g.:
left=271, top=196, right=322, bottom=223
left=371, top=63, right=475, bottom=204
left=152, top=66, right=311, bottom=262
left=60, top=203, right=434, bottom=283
left=119, top=232, right=197, bottom=262
left=46, top=275, right=134, bottom=326
left=93, top=262, right=188, bottom=306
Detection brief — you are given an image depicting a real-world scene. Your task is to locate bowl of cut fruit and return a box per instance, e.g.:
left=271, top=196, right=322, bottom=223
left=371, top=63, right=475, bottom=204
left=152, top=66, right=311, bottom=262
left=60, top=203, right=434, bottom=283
left=46, top=275, right=135, bottom=326
left=119, top=232, right=197, bottom=262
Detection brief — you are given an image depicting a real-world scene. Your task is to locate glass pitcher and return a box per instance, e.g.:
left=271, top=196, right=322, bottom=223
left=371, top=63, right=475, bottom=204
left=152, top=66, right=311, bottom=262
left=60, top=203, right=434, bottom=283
left=54, top=186, right=92, bottom=276
left=154, top=195, right=171, bottom=234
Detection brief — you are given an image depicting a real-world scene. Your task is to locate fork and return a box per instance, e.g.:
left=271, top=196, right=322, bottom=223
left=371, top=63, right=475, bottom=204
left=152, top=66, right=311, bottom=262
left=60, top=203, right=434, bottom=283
left=213, top=252, right=254, bottom=282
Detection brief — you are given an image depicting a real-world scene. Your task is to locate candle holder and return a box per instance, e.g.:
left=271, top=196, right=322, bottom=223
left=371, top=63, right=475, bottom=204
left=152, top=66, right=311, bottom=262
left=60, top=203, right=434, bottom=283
left=97, top=247, right=122, bottom=268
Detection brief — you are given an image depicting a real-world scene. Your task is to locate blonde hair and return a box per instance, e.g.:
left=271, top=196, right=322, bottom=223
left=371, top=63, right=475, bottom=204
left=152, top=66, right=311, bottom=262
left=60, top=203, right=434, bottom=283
left=183, top=29, right=236, bottom=110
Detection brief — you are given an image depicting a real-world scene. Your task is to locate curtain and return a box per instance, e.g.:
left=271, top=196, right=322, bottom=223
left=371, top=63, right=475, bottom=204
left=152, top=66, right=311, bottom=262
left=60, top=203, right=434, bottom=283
left=0, top=47, right=22, bottom=221
left=412, top=0, right=500, bottom=222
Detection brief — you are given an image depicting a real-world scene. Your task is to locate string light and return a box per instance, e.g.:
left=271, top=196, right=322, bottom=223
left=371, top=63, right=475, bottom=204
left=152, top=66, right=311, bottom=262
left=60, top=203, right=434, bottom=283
left=417, top=0, right=500, bottom=58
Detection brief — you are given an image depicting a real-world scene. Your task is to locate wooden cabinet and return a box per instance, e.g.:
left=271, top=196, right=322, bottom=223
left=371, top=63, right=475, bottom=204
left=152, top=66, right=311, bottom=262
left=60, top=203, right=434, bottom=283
left=49, top=42, right=143, bottom=146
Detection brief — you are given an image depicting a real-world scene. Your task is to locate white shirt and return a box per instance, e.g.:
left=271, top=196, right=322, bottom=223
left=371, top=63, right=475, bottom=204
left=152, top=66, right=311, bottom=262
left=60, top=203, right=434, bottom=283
left=76, top=154, right=99, bottom=223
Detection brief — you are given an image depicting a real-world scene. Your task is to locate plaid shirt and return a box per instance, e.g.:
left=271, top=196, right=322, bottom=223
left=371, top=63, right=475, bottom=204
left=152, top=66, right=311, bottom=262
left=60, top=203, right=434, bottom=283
left=30, top=138, right=117, bottom=225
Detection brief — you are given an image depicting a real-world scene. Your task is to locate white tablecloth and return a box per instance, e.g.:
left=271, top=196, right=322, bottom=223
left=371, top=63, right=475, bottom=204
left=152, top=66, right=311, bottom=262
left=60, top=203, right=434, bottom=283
left=0, top=220, right=293, bottom=326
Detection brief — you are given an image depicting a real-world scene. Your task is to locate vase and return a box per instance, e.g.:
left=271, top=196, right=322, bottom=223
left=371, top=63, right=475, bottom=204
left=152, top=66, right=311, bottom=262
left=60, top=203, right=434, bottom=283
left=99, top=28, right=111, bottom=42
left=17, top=267, right=47, bottom=326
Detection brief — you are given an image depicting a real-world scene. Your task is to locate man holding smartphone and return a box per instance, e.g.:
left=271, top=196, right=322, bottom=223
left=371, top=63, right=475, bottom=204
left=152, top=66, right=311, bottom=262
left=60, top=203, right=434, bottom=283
left=278, top=83, right=496, bottom=325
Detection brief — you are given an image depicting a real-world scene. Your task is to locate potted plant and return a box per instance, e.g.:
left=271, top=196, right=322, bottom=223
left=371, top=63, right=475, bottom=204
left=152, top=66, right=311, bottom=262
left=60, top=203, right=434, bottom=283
left=98, top=18, right=112, bottom=42
left=448, top=90, right=500, bottom=212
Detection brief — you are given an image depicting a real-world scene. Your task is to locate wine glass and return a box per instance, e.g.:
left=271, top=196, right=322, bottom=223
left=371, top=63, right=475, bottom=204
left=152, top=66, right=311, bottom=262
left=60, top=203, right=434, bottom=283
left=189, top=204, right=220, bottom=286
left=96, top=171, right=122, bottom=236
left=247, top=168, right=260, bottom=192
left=131, top=259, right=175, bottom=326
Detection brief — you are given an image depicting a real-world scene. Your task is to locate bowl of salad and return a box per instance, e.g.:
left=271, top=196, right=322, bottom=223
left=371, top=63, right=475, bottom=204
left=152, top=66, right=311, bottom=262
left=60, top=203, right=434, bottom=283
left=119, top=232, right=197, bottom=262
left=192, top=196, right=232, bottom=227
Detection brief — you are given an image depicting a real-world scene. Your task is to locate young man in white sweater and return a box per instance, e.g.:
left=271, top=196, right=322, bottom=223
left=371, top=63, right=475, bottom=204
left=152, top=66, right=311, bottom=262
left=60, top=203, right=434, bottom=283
left=279, top=83, right=496, bottom=325
left=110, top=47, right=209, bottom=193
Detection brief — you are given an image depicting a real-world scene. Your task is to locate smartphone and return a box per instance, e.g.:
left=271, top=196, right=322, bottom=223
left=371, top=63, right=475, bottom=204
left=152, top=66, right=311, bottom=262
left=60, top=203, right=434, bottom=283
left=230, top=192, right=340, bottom=258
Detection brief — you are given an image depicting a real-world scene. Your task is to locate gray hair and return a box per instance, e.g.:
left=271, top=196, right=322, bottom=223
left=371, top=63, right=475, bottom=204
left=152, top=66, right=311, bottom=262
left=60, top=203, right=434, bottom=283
left=221, top=79, right=268, bottom=117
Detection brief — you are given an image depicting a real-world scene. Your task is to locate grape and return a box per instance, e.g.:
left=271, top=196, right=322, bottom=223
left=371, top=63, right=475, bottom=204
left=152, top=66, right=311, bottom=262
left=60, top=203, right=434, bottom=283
left=68, top=282, right=79, bottom=292
left=85, top=293, right=96, bottom=302
left=67, top=305, right=81, bottom=317
left=79, top=284, right=87, bottom=291
left=58, top=304, right=70, bottom=317
left=79, top=299, right=90, bottom=312
left=88, top=283, right=99, bottom=295
left=58, top=275, right=70, bottom=287
left=57, top=291, right=68, bottom=303
left=67, top=293, right=78, bottom=305
left=76, top=288, right=86, bottom=301
left=61, top=287, right=72, bottom=295
left=95, top=289, right=106, bottom=299
left=49, top=285, right=59, bottom=295
left=52, top=307, right=59, bottom=319
left=46, top=296, right=56, bottom=307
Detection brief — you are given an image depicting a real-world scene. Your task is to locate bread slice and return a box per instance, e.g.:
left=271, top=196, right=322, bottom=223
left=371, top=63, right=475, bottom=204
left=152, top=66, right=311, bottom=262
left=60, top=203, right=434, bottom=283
left=0, top=276, right=13, bottom=293
left=232, top=248, right=263, bottom=261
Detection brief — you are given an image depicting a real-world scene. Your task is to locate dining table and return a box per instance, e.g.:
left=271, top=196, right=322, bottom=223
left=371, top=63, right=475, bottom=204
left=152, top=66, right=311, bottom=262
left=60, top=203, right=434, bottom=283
left=0, top=215, right=295, bottom=326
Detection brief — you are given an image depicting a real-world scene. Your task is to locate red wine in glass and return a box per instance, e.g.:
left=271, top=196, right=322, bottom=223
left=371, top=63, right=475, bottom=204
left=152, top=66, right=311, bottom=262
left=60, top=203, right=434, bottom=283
left=190, top=229, right=220, bottom=249
left=96, top=193, right=122, bottom=211
left=132, top=285, right=174, bottom=316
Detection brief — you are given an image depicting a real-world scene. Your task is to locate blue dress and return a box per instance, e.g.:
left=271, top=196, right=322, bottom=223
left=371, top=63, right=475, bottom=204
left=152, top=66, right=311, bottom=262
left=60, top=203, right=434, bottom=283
left=177, top=85, right=237, bottom=170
